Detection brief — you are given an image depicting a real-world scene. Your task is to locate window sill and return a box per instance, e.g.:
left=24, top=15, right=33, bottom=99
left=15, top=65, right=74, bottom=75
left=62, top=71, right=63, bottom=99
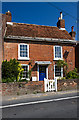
left=18, top=57, right=30, bottom=61
left=53, top=58, right=63, bottom=61
left=21, top=78, right=30, bottom=81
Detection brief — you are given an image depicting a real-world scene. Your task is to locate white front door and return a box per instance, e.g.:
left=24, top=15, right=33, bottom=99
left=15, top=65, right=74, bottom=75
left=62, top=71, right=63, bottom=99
left=54, top=64, right=63, bottom=80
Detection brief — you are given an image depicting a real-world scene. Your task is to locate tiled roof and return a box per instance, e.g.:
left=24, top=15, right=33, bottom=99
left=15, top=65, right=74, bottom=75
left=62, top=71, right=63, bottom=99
left=5, top=22, right=73, bottom=40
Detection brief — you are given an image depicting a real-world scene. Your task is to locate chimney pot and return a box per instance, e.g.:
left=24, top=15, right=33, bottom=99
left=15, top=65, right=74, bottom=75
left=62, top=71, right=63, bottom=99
left=69, top=26, right=76, bottom=40
left=58, top=17, right=61, bottom=20
left=8, top=10, right=10, bottom=13
left=60, top=12, right=63, bottom=19
left=71, top=26, right=74, bottom=32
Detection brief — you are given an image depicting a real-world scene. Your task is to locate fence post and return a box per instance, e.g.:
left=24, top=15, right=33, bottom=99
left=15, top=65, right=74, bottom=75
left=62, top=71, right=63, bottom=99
left=55, top=78, right=57, bottom=92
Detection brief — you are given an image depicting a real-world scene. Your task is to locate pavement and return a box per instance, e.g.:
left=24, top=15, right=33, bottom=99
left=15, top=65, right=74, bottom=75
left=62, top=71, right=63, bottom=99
left=1, top=89, right=79, bottom=103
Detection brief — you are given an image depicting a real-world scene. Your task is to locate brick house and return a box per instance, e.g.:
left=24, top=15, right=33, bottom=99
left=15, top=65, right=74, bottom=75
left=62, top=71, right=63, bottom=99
left=2, top=11, right=77, bottom=82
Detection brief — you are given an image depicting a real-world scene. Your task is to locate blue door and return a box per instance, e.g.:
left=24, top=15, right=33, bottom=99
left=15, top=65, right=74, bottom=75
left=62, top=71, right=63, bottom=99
left=39, top=65, right=46, bottom=81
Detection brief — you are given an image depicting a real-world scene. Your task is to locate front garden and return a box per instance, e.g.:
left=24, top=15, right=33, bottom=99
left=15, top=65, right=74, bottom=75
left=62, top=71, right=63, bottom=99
left=2, top=59, right=79, bottom=83
left=1, top=59, right=79, bottom=95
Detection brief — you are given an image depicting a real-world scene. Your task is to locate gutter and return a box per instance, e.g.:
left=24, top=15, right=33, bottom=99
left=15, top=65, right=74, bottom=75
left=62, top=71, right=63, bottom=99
left=4, top=35, right=77, bottom=44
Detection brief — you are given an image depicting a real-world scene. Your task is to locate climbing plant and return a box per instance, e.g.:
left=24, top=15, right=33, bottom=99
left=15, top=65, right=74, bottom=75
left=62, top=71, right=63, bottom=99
left=56, top=59, right=68, bottom=77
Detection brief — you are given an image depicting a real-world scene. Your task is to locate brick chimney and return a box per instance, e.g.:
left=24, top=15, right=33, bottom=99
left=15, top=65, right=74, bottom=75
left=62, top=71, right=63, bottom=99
left=69, top=26, right=76, bottom=40
left=6, top=11, right=12, bottom=22
left=57, top=12, right=65, bottom=30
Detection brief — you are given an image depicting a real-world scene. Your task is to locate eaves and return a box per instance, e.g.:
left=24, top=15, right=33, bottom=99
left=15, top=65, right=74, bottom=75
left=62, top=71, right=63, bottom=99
left=4, top=35, right=77, bottom=45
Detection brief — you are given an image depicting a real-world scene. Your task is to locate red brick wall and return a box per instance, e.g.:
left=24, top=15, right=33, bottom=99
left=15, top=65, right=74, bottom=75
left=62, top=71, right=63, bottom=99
left=4, top=41, right=75, bottom=79
left=63, top=46, right=75, bottom=72
left=0, top=79, right=78, bottom=96
left=1, top=81, right=44, bottom=96
left=57, top=79, right=78, bottom=91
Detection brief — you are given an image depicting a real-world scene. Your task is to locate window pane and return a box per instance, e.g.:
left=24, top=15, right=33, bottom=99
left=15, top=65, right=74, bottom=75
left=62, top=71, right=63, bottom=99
left=22, top=66, right=26, bottom=71
left=24, top=45, right=27, bottom=50
left=20, top=52, right=22, bottom=57
left=20, top=45, right=23, bottom=50
left=26, top=72, right=28, bottom=78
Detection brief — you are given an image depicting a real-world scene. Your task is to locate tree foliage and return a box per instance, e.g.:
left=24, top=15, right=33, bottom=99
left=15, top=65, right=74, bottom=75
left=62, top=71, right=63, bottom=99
left=2, top=59, right=24, bottom=82
left=56, top=60, right=68, bottom=68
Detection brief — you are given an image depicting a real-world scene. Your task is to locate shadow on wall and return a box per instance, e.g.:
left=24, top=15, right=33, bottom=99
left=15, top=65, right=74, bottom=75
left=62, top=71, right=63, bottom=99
left=63, top=50, right=69, bottom=59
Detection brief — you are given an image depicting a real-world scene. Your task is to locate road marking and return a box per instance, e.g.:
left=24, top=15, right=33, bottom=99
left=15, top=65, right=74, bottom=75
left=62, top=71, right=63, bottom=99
left=1, top=96, right=79, bottom=109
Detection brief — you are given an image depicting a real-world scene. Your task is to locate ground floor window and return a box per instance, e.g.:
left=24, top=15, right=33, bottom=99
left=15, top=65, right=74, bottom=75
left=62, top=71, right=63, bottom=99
left=21, top=64, right=29, bottom=79
left=54, top=65, right=63, bottom=78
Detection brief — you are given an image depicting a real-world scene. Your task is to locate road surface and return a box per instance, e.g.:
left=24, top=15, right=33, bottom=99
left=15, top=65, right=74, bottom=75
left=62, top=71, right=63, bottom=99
left=2, top=96, right=78, bottom=118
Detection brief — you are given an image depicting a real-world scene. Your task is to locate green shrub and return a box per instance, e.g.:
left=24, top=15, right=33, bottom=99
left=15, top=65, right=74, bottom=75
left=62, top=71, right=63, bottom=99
left=19, top=79, right=28, bottom=83
left=2, top=77, right=16, bottom=83
left=57, top=77, right=66, bottom=80
left=33, top=91, right=37, bottom=94
left=17, top=92, right=20, bottom=95
left=2, top=59, right=24, bottom=82
left=66, top=68, right=79, bottom=79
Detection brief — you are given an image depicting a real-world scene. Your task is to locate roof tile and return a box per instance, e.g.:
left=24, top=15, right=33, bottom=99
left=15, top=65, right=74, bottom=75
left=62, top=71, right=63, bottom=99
left=5, top=23, right=73, bottom=40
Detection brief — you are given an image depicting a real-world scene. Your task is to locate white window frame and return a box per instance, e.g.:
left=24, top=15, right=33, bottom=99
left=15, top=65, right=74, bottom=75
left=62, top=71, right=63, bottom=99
left=18, top=43, right=29, bottom=60
left=54, top=64, right=63, bottom=79
left=54, top=46, right=63, bottom=60
left=21, top=64, right=29, bottom=80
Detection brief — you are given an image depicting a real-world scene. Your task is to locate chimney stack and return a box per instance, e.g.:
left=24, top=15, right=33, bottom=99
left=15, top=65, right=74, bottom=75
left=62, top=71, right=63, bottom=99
left=57, top=12, right=65, bottom=30
left=6, top=11, right=12, bottom=22
left=69, top=26, right=76, bottom=40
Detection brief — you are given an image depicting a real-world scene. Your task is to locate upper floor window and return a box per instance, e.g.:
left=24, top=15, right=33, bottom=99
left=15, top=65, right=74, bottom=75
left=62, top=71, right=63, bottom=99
left=54, top=46, right=63, bottom=60
left=18, top=44, right=29, bottom=60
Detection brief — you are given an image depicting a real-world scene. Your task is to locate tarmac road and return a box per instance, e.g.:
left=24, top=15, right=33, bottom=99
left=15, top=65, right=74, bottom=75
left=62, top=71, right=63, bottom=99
left=2, top=98, right=78, bottom=118
left=1, top=90, right=79, bottom=119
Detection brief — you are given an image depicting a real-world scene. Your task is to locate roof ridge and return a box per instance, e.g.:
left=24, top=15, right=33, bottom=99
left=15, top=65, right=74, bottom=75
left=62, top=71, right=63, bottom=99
left=13, top=22, right=57, bottom=28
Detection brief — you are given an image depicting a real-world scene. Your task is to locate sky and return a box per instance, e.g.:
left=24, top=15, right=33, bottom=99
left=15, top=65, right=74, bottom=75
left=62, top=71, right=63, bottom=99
left=2, top=2, right=78, bottom=40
